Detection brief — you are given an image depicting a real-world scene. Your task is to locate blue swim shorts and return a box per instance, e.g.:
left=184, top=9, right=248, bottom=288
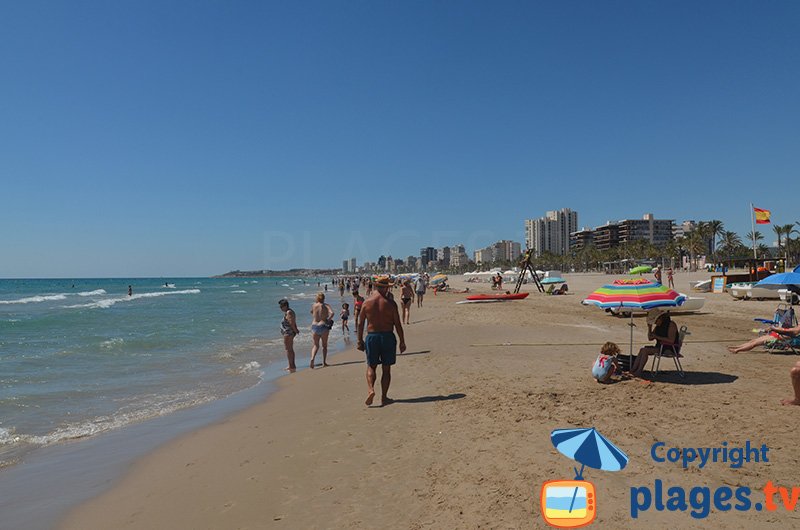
left=365, top=332, right=397, bottom=366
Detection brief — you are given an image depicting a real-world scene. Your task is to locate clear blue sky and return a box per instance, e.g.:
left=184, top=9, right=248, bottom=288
left=2, top=1, right=798, bottom=277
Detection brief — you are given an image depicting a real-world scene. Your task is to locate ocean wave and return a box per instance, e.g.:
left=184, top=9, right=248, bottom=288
left=228, top=361, right=263, bottom=377
left=0, top=294, right=67, bottom=305
left=100, top=338, right=125, bottom=349
left=78, top=289, right=107, bottom=296
left=5, top=391, right=217, bottom=448
left=64, top=289, right=201, bottom=310
left=0, top=289, right=107, bottom=305
left=231, top=290, right=247, bottom=294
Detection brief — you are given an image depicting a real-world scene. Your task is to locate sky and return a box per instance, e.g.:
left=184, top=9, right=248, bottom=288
left=1, top=1, right=798, bottom=277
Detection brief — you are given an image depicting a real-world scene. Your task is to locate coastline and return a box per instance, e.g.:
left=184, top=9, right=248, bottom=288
left=0, top=333, right=349, bottom=530
left=58, top=273, right=800, bottom=528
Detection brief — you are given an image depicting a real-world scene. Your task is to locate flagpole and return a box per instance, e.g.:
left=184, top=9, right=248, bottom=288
left=750, top=203, right=757, bottom=260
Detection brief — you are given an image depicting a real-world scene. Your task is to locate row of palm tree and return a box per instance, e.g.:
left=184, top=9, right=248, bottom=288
left=450, top=219, right=800, bottom=274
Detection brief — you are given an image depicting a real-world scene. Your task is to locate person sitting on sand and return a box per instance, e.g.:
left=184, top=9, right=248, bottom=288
left=592, top=342, right=621, bottom=383
left=553, top=284, right=569, bottom=295
left=630, top=311, right=679, bottom=376
left=727, top=323, right=800, bottom=354
left=781, top=359, right=800, bottom=406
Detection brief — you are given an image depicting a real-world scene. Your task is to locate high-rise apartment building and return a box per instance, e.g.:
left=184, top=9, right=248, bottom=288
left=525, top=208, right=578, bottom=257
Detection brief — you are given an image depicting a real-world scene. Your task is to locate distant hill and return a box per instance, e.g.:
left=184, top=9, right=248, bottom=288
left=214, top=269, right=340, bottom=278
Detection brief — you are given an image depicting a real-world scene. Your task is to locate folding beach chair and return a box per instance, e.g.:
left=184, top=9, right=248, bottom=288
left=649, top=325, right=689, bottom=378
left=754, top=305, right=799, bottom=354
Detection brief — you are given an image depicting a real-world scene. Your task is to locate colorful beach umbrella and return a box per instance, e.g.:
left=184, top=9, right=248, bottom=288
left=429, top=274, right=448, bottom=285
left=541, top=277, right=566, bottom=285
left=629, top=265, right=652, bottom=275
left=582, top=278, right=685, bottom=310
left=582, top=279, right=686, bottom=362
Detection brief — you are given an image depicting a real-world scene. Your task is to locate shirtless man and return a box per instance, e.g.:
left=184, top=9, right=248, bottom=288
left=357, top=276, right=406, bottom=406
left=400, top=280, right=414, bottom=325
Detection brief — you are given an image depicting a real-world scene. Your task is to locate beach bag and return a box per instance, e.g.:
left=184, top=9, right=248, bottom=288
left=592, top=354, right=616, bottom=382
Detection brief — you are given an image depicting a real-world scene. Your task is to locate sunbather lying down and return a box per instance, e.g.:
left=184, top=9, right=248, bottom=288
left=727, top=323, right=800, bottom=353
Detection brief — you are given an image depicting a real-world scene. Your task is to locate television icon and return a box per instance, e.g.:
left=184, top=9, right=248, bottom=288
left=540, top=479, right=596, bottom=528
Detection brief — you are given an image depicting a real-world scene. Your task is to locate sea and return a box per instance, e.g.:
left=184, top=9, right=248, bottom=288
left=0, top=276, right=345, bottom=470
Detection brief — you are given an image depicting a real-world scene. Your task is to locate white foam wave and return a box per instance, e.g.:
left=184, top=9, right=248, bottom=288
left=231, top=290, right=247, bottom=294
left=8, top=392, right=217, bottom=448
left=78, top=289, right=107, bottom=296
left=100, top=338, right=125, bottom=349
left=0, top=427, right=17, bottom=445
left=0, top=289, right=106, bottom=305
left=229, top=361, right=262, bottom=376
left=65, top=289, right=201, bottom=310
left=0, top=294, right=67, bottom=305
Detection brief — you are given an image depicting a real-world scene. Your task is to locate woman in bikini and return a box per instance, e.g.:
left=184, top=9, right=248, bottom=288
left=400, top=280, right=414, bottom=325
left=353, top=290, right=365, bottom=331
left=310, top=292, right=334, bottom=368
left=278, top=299, right=299, bottom=372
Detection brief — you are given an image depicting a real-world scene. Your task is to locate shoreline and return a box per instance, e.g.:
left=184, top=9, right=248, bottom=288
left=0, top=332, right=349, bottom=530
left=44, top=272, right=800, bottom=528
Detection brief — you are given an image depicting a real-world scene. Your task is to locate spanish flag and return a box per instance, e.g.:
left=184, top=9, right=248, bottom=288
left=754, top=207, right=771, bottom=224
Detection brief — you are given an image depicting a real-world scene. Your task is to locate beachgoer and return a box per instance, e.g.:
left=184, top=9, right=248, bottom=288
left=654, top=266, right=662, bottom=284
left=357, top=275, right=406, bottom=406
left=727, top=323, right=800, bottom=354
left=782, top=360, right=800, bottom=406
left=341, top=302, right=350, bottom=333
left=414, top=275, right=426, bottom=307
left=592, top=342, right=621, bottom=383
left=353, top=290, right=365, bottom=325
left=496, top=273, right=503, bottom=291
left=310, top=292, right=334, bottom=368
left=553, top=284, right=569, bottom=295
left=400, top=280, right=414, bottom=325
left=279, top=299, right=299, bottom=372
left=666, top=267, right=674, bottom=289
left=128, top=285, right=133, bottom=296
left=339, top=281, right=345, bottom=298
left=630, top=312, right=679, bottom=376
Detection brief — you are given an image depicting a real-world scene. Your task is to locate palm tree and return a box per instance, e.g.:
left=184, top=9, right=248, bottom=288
left=718, top=231, right=742, bottom=267
left=747, top=230, right=764, bottom=258
left=774, top=225, right=786, bottom=260
left=707, top=220, right=724, bottom=264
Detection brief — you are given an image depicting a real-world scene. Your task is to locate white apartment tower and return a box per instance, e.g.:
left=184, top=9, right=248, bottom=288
left=525, top=208, right=578, bottom=257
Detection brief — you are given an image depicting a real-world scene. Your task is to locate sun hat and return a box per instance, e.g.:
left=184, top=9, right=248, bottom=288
left=646, top=308, right=667, bottom=325
left=373, top=275, right=394, bottom=288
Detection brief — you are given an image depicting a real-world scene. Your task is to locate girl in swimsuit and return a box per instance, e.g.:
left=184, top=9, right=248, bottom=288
left=353, top=290, right=365, bottom=329
left=400, top=280, right=414, bottom=325
left=278, top=299, right=299, bottom=372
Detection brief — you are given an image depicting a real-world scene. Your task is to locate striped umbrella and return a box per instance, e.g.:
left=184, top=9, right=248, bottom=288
left=550, top=428, right=628, bottom=513
left=551, top=427, right=629, bottom=475
left=429, top=274, right=448, bottom=286
left=582, top=278, right=685, bottom=363
left=582, top=278, right=685, bottom=310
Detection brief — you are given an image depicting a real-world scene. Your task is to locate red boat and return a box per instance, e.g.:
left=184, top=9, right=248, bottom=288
left=465, top=292, right=530, bottom=301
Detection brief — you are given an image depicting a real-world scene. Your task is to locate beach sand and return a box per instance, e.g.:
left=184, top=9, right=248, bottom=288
left=61, top=272, right=800, bottom=529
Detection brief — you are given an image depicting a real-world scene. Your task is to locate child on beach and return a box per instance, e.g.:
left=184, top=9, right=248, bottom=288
left=341, top=303, right=350, bottom=333
left=592, top=342, right=621, bottom=383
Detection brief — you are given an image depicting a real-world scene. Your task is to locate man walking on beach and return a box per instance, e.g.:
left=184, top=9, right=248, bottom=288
left=357, top=275, right=406, bottom=406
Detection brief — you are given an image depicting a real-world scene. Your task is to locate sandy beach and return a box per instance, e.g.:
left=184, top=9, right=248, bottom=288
left=60, top=272, right=800, bottom=529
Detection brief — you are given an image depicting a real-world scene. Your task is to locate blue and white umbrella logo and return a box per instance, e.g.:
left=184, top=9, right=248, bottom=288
left=551, top=427, right=629, bottom=479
